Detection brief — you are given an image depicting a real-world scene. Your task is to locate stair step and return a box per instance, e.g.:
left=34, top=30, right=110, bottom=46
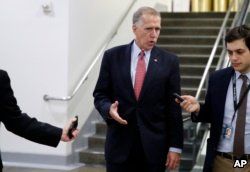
left=158, top=35, right=218, bottom=45
left=158, top=44, right=223, bottom=55
left=178, top=54, right=219, bottom=65
left=88, top=134, right=106, bottom=149
left=162, top=18, right=232, bottom=27
left=180, top=152, right=195, bottom=171
left=182, top=111, right=191, bottom=119
left=161, top=26, right=220, bottom=35
left=180, top=64, right=216, bottom=76
left=183, top=140, right=201, bottom=154
left=79, top=165, right=105, bottom=172
left=79, top=148, right=105, bottom=165
left=181, top=87, right=206, bottom=98
left=181, top=76, right=202, bottom=87
left=161, top=12, right=235, bottom=18
left=95, top=122, right=107, bottom=135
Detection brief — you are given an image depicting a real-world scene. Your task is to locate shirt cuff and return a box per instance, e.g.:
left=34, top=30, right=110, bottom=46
left=169, top=147, right=182, bottom=154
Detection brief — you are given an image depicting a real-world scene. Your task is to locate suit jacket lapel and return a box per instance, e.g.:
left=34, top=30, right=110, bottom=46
left=121, top=43, right=135, bottom=100
left=138, top=47, right=160, bottom=101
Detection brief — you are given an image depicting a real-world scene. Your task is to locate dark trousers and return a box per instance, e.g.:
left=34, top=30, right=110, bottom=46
left=106, top=126, right=166, bottom=172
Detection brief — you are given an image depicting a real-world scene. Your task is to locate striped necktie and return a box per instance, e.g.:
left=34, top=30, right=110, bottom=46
left=134, top=50, right=146, bottom=100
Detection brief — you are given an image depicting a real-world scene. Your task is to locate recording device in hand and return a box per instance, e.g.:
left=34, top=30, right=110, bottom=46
left=67, top=116, right=78, bottom=139
left=173, top=93, right=184, bottom=102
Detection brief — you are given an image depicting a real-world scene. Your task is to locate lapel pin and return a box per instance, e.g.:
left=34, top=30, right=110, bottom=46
left=154, top=58, right=158, bottom=62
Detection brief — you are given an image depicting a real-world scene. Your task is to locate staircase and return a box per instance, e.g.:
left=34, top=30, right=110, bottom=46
left=79, top=12, right=235, bottom=171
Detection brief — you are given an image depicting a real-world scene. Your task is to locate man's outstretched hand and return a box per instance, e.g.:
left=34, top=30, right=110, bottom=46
left=109, top=101, right=128, bottom=125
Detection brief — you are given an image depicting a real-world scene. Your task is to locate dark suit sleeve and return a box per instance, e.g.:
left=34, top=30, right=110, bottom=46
left=0, top=70, right=62, bottom=147
left=93, top=51, right=113, bottom=122
left=191, top=73, right=213, bottom=123
left=166, top=56, right=183, bottom=149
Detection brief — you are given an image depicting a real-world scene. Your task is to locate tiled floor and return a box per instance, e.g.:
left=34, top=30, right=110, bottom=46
left=3, top=167, right=79, bottom=172
left=3, top=165, right=105, bottom=172
left=3, top=166, right=81, bottom=172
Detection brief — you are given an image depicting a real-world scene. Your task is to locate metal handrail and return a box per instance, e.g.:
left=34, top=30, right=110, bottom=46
left=43, top=45, right=106, bottom=101
left=195, top=127, right=210, bottom=164
left=235, top=0, right=250, bottom=26
left=195, top=0, right=236, bottom=101
left=43, top=1, right=136, bottom=101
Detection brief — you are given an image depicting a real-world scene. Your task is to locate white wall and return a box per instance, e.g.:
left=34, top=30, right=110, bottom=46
left=68, top=0, right=134, bottom=90
left=0, top=0, right=69, bottom=156
left=173, top=0, right=190, bottom=12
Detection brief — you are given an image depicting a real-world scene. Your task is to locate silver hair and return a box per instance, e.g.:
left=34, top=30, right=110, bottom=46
left=132, top=6, right=161, bottom=25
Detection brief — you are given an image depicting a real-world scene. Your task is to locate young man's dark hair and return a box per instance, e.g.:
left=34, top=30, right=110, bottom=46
left=225, top=24, right=250, bottom=49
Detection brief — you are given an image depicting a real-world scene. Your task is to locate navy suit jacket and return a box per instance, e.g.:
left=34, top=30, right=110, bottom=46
left=192, top=67, right=235, bottom=172
left=93, top=41, right=183, bottom=164
left=0, top=70, right=62, bottom=169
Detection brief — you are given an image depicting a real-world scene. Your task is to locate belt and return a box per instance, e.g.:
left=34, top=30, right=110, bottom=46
left=216, top=151, right=250, bottom=160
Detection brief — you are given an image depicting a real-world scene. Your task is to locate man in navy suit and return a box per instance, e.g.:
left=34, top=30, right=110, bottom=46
left=0, top=70, right=79, bottom=172
left=178, top=25, right=250, bottom=172
left=93, top=6, right=183, bottom=172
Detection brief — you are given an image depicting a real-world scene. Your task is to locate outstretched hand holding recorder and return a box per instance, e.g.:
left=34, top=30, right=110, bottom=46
left=173, top=94, right=200, bottom=113
left=67, top=116, right=78, bottom=139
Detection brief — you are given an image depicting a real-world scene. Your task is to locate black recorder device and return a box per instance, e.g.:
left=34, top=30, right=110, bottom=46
left=67, top=116, right=78, bottom=139
left=173, top=93, right=184, bottom=102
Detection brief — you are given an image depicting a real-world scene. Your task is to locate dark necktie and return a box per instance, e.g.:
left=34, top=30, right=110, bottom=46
left=134, top=50, right=146, bottom=100
left=233, top=74, right=248, bottom=157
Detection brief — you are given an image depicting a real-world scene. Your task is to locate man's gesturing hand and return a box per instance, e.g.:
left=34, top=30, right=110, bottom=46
left=109, top=101, right=128, bottom=125
left=166, top=151, right=181, bottom=170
